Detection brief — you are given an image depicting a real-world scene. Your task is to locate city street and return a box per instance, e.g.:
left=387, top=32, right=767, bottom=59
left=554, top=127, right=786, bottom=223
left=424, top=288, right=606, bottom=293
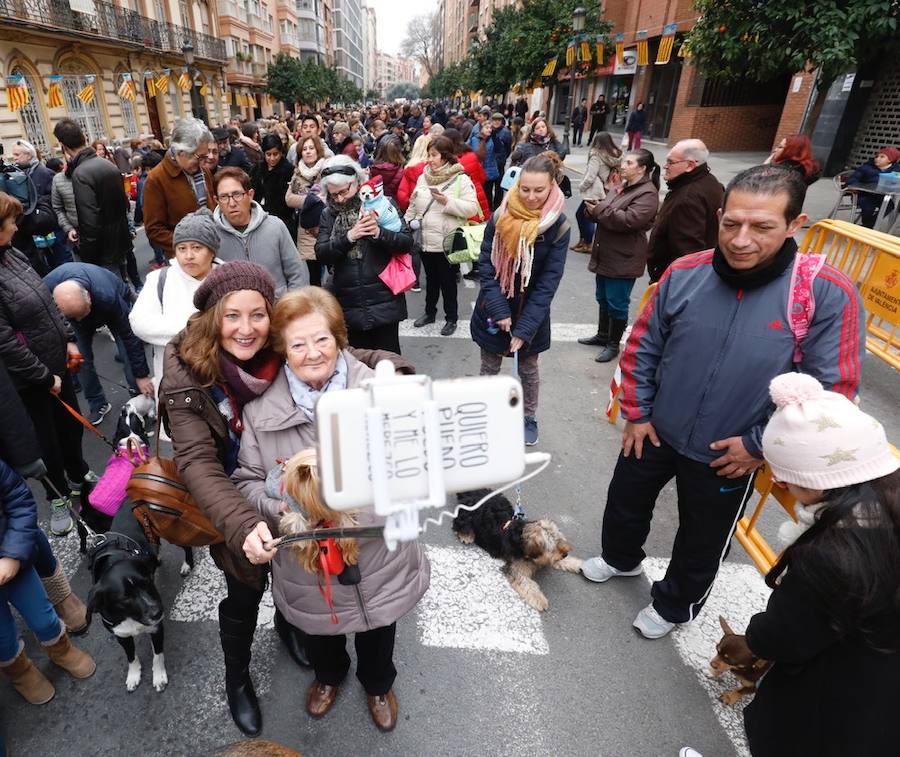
left=2, top=153, right=897, bottom=757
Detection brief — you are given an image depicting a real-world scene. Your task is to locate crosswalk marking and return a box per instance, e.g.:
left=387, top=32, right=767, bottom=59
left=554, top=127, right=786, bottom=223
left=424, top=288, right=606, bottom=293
left=400, top=320, right=595, bottom=343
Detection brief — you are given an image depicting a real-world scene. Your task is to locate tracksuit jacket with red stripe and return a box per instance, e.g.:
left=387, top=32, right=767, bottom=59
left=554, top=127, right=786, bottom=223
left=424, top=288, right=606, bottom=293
left=619, top=248, right=865, bottom=464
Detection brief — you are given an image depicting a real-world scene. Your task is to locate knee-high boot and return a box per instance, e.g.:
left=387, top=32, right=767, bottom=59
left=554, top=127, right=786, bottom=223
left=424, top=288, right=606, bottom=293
left=578, top=305, right=610, bottom=346
left=219, top=603, right=262, bottom=736
left=596, top=318, right=628, bottom=363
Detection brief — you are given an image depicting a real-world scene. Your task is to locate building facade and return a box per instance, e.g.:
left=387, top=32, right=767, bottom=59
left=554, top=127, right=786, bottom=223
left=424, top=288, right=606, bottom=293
left=442, top=0, right=473, bottom=67
left=333, top=0, right=363, bottom=89
left=375, top=52, right=417, bottom=98
left=295, top=0, right=332, bottom=64
left=1, top=0, right=228, bottom=150
left=361, top=2, right=377, bottom=97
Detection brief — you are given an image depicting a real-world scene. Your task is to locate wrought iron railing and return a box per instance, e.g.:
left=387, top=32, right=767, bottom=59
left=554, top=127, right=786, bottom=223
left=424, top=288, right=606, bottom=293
left=0, top=0, right=226, bottom=62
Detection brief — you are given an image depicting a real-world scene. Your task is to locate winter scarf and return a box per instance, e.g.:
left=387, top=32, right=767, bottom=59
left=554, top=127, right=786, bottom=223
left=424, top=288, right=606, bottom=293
left=529, top=133, right=551, bottom=148
left=284, top=351, right=348, bottom=420
left=290, top=158, right=326, bottom=194
left=424, top=160, right=464, bottom=187
left=327, top=192, right=364, bottom=260
left=217, top=348, right=282, bottom=433
left=492, top=182, right=565, bottom=296
left=713, top=237, right=797, bottom=291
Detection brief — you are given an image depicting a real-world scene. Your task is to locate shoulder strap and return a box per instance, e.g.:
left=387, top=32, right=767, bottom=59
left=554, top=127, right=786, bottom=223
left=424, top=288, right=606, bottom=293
left=787, top=253, right=827, bottom=365
left=552, top=219, right=571, bottom=245
left=156, top=266, right=169, bottom=311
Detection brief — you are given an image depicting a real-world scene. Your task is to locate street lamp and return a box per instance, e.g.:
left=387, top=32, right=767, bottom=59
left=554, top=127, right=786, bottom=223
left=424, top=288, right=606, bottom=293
left=561, top=6, right=586, bottom=154
left=182, top=41, right=208, bottom=124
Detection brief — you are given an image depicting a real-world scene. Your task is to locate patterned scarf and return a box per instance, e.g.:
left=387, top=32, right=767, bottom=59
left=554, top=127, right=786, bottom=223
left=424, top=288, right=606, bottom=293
left=529, top=132, right=551, bottom=147
left=492, top=182, right=565, bottom=297
left=217, top=348, right=282, bottom=434
left=290, top=158, right=326, bottom=194
left=423, top=160, right=464, bottom=187
left=327, top=192, right=363, bottom=260
left=284, top=351, right=348, bottom=420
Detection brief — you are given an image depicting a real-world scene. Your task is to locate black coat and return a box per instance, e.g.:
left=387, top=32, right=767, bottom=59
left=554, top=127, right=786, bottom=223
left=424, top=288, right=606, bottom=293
left=470, top=215, right=569, bottom=358
left=68, top=148, right=132, bottom=267
left=0, top=356, right=41, bottom=473
left=745, top=564, right=900, bottom=756
left=626, top=109, right=646, bottom=132
left=0, top=246, right=74, bottom=390
left=315, top=200, right=414, bottom=332
left=218, top=146, right=254, bottom=175
left=251, top=157, right=297, bottom=240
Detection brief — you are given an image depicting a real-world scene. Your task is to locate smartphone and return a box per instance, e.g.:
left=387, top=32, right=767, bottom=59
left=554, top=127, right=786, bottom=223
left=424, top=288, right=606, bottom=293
left=316, top=375, right=525, bottom=511
left=429, top=187, right=441, bottom=195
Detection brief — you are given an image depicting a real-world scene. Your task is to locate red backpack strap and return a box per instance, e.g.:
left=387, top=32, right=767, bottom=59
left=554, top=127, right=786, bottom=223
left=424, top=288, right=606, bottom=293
left=787, top=253, right=827, bottom=364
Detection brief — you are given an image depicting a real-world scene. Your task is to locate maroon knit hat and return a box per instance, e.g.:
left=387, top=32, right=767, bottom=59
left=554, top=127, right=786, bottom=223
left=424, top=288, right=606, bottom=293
left=879, top=146, right=900, bottom=165
left=193, top=261, right=276, bottom=312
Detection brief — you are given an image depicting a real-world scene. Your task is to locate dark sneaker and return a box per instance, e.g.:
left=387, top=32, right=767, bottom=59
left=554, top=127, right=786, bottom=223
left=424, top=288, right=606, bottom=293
left=87, top=403, right=112, bottom=426
left=524, top=416, right=539, bottom=446
left=413, top=314, right=436, bottom=328
left=440, top=321, right=457, bottom=336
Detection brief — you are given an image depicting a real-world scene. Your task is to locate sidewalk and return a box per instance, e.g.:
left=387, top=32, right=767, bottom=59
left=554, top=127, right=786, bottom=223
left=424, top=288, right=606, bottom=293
left=562, top=142, right=838, bottom=225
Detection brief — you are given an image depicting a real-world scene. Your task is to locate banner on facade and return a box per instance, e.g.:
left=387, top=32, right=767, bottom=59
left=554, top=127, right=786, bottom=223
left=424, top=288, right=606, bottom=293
left=613, top=47, right=637, bottom=76
left=144, top=71, right=157, bottom=97
left=47, top=75, right=63, bottom=109
left=615, top=33, right=625, bottom=65
left=595, top=37, right=605, bottom=66
left=155, top=69, right=170, bottom=93
left=656, top=23, right=678, bottom=65
left=118, top=72, right=136, bottom=102
left=177, top=68, right=191, bottom=91
left=5, top=74, right=29, bottom=112
left=76, top=75, right=95, bottom=105
left=635, top=30, right=649, bottom=66
left=542, top=59, right=557, bottom=78
left=565, top=40, right=575, bottom=67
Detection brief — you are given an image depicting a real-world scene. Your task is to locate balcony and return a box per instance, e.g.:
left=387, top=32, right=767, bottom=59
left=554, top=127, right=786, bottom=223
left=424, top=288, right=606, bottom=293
left=219, top=0, right=248, bottom=21
left=0, top=0, right=226, bottom=61
left=251, top=62, right=267, bottom=78
left=467, top=12, right=477, bottom=32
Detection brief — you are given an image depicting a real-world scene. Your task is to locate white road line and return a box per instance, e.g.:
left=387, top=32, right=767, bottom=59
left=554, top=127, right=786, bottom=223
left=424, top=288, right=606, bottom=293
left=417, top=544, right=549, bottom=655
left=400, top=320, right=594, bottom=343
left=643, top=558, right=772, bottom=757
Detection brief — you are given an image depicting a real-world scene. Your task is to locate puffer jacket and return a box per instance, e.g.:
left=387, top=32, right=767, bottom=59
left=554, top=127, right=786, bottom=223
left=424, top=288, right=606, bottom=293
left=0, top=246, right=74, bottom=391
left=161, top=333, right=269, bottom=591
left=0, top=458, right=38, bottom=566
left=588, top=174, right=659, bottom=279
left=404, top=168, right=480, bottom=253
left=369, top=162, right=404, bottom=199
left=316, top=198, right=413, bottom=331
left=510, top=137, right=569, bottom=166
left=232, top=354, right=431, bottom=635
left=51, top=171, right=78, bottom=235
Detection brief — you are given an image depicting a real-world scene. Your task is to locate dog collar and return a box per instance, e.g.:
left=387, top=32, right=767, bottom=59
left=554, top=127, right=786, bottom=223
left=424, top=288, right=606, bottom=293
left=501, top=519, right=514, bottom=531
left=88, top=532, right=152, bottom=581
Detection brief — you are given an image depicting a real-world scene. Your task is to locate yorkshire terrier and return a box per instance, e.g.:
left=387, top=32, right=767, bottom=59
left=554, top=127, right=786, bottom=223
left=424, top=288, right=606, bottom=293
left=452, top=489, right=582, bottom=611
left=710, top=616, right=772, bottom=705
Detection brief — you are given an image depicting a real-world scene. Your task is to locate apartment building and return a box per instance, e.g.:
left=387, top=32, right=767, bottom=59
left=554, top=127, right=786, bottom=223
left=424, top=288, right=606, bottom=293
left=0, top=0, right=227, bottom=149
left=376, top=51, right=417, bottom=98
left=333, top=0, right=363, bottom=89
left=441, top=0, right=473, bottom=66
left=362, top=2, right=377, bottom=96
left=296, top=0, right=332, bottom=64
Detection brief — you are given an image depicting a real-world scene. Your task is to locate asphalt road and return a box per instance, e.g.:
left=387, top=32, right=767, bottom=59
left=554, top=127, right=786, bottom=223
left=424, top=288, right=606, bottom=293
left=2, top=182, right=897, bottom=757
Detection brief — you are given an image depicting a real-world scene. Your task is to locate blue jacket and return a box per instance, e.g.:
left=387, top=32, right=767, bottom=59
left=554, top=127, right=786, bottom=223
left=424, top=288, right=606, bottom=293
left=619, top=248, right=865, bottom=463
left=43, top=262, right=149, bottom=378
left=0, top=458, right=38, bottom=565
left=492, top=127, right=512, bottom=172
left=470, top=215, right=569, bottom=357
left=470, top=131, right=499, bottom=180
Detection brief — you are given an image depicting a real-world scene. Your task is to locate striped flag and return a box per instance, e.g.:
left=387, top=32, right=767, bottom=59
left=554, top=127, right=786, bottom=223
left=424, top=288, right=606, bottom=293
left=6, top=74, right=29, bottom=112
left=541, top=58, right=557, bottom=78
left=117, top=72, right=136, bottom=101
left=565, top=40, right=575, bottom=67
left=177, top=67, right=191, bottom=91
left=605, top=364, right=623, bottom=422
left=615, top=33, right=625, bottom=65
left=199, top=81, right=208, bottom=96
left=76, top=75, right=95, bottom=105
left=155, top=69, right=170, bottom=92
left=578, top=35, right=591, bottom=63
left=47, top=75, right=64, bottom=109
left=635, top=30, right=649, bottom=66
left=595, top=37, right=605, bottom=66
left=656, top=23, right=678, bottom=65
left=144, top=71, right=157, bottom=97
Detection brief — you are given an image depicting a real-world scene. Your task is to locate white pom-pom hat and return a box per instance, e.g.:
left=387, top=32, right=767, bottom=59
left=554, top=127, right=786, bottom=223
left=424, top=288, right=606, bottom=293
left=762, top=372, right=899, bottom=490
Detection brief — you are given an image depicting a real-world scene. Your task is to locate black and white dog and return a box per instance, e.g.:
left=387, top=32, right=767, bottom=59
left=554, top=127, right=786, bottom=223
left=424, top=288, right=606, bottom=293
left=86, top=501, right=168, bottom=692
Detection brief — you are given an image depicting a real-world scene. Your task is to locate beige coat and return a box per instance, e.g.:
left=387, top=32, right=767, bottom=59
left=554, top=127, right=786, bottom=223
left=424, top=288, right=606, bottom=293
left=232, top=351, right=431, bottom=635
left=403, top=169, right=480, bottom=253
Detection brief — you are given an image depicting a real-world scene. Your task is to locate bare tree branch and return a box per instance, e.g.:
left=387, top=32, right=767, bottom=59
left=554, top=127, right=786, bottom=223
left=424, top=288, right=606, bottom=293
left=400, top=12, right=439, bottom=80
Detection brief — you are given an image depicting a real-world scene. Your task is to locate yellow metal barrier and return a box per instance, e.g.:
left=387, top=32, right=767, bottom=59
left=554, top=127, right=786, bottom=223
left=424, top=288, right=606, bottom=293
left=801, top=219, right=900, bottom=371
left=606, top=283, right=657, bottom=425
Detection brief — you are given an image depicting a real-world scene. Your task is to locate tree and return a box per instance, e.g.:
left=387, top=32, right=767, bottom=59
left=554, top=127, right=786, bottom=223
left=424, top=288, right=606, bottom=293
left=365, top=88, right=381, bottom=102
left=685, top=0, right=900, bottom=130
left=386, top=81, right=421, bottom=101
left=265, top=56, right=362, bottom=108
left=266, top=53, right=303, bottom=105
left=400, top=13, right=441, bottom=81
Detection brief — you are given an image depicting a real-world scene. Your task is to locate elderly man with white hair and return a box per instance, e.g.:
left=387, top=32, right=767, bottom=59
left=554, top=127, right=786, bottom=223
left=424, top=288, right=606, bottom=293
left=142, top=117, right=216, bottom=259
left=43, top=262, right=153, bottom=425
left=646, top=138, right=724, bottom=283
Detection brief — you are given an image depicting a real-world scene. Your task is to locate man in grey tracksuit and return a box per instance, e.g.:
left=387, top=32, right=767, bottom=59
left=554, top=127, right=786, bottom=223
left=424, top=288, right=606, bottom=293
left=582, top=165, right=866, bottom=638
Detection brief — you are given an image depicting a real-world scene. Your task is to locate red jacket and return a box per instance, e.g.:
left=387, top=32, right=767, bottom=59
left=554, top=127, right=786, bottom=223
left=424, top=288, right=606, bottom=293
left=369, top=162, right=404, bottom=198
left=396, top=162, right=425, bottom=214
left=397, top=156, right=491, bottom=223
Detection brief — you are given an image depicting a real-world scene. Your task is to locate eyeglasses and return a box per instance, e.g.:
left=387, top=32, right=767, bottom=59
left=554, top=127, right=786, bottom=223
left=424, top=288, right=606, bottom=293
left=664, top=158, right=691, bottom=167
left=327, top=185, right=355, bottom=201
left=217, top=191, right=247, bottom=204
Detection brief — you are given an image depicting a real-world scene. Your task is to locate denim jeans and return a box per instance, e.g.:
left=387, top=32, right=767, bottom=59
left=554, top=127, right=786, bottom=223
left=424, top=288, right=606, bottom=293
left=575, top=201, right=596, bottom=245
left=0, top=566, right=63, bottom=662
left=595, top=275, right=636, bottom=321
left=75, top=327, right=138, bottom=413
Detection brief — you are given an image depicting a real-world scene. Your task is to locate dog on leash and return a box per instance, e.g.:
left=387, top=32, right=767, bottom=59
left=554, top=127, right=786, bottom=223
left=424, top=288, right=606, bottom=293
left=452, top=490, right=582, bottom=611
left=86, top=501, right=168, bottom=692
left=710, top=616, right=772, bottom=704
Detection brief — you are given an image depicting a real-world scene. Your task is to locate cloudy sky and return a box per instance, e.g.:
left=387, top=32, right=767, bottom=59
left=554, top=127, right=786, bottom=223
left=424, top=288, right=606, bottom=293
left=366, top=0, right=436, bottom=55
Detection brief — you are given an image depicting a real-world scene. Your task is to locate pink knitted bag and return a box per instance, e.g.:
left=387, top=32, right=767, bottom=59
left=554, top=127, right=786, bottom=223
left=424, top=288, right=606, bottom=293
left=88, top=441, right=150, bottom=516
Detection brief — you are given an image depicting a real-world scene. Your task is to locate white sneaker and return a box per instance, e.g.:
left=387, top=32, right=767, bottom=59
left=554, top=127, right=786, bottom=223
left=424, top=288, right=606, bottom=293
left=580, top=556, right=643, bottom=583
left=679, top=749, right=703, bottom=757
left=633, top=604, right=676, bottom=639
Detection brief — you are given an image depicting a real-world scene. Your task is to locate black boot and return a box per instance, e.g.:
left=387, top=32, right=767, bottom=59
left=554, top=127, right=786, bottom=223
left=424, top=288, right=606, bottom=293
left=578, top=306, right=609, bottom=346
left=274, top=606, right=311, bottom=668
left=595, top=318, right=628, bottom=363
left=219, top=604, right=262, bottom=736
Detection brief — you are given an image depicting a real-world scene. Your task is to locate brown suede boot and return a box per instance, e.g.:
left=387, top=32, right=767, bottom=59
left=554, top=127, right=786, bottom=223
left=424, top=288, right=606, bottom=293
left=0, top=643, right=55, bottom=704
left=44, top=631, right=96, bottom=679
left=41, top=564, right=88, bottom=636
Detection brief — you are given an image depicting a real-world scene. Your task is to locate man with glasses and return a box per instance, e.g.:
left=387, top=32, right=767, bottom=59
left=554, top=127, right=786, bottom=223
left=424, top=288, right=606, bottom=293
left=142, top=117, right=216, bottom=259
left=646, top=139, right=724, bottom=283
left=212, top=167, right=308, bottom=296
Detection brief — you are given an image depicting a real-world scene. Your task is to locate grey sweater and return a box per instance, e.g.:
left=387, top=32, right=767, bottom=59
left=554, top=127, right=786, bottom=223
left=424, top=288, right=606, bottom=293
left=213, top=201, right=309, bottom=296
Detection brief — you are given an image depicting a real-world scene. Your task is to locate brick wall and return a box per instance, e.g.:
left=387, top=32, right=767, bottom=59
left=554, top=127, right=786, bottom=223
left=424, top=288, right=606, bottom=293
left=772, top=71, right=817, bottom=148
left=667, top=64, right=783, bottom=151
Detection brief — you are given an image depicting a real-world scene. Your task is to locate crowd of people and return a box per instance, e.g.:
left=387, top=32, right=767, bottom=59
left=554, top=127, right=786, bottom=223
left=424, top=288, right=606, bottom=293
left=0, top=96, right=896, bottom=757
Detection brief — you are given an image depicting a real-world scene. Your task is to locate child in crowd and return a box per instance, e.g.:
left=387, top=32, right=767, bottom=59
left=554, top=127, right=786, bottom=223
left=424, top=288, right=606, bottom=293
left=0, top=458, right=96, bottom=704
left=740, top=372, right=900, bottom=756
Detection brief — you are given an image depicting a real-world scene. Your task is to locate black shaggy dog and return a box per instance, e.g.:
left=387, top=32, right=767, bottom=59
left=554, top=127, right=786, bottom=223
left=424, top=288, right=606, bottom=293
left=452, top=489, right=582, bottom=611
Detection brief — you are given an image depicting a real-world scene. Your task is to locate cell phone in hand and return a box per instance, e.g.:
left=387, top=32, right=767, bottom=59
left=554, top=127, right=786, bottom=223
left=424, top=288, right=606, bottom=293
left=429, top=187, right=441, bottom=195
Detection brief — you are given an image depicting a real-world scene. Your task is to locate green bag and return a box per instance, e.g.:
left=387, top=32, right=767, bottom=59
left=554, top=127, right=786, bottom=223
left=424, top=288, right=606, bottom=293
left=443, top=223, right=486, bottom=264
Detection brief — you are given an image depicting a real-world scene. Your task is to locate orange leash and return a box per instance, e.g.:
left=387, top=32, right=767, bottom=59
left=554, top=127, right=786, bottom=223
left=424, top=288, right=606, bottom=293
left=53, top=393, right=118, bottom=451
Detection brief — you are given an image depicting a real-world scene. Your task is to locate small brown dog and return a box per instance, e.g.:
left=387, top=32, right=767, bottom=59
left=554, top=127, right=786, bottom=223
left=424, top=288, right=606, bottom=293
left=710, top=616, right=772, bottom=705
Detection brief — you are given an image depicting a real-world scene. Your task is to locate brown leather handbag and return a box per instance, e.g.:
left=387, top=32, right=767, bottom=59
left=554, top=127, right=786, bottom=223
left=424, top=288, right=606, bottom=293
left=127, top=406, right=224, bottom=547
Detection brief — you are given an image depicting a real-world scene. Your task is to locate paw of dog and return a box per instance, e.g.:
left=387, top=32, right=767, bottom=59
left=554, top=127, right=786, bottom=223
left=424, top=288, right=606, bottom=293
left=179, top=561, right=192, bottom=577
left=524, top=591, right=550, bottom=612
left=553, top=555, right=583, bottom=573
left=152, top=654, right=168, bottom=692
left=719, top=689, right=742, bottom=706
left=126, top=660, right=142, bottom=692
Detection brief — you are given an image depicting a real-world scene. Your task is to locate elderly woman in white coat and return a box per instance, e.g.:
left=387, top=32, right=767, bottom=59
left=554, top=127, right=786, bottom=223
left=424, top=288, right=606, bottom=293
left=129, top=208, right=221, bottom=401
left=234, top=287, right=430, bottom=733
left=404, top=135, right=479, bottom=336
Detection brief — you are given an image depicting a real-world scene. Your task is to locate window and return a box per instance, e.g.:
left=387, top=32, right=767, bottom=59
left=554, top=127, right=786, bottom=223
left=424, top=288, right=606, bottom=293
left=179, top=0, right=190, bottom=27
left=118, top=74, right=140, bottom=138
left=11, top=67, right=51, bottom=156
left=154, top=0, right=166, bottom=20
left=59, top=64, right=106, bottom=142
left=169, top=81, right=183, bottom=120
